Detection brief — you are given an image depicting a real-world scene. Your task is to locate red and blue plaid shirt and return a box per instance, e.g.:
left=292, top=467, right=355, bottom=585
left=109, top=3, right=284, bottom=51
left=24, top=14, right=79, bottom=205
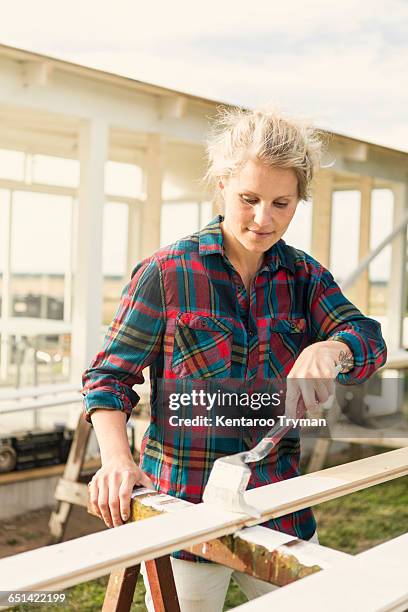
left=82, top=214, right=387, bottom=561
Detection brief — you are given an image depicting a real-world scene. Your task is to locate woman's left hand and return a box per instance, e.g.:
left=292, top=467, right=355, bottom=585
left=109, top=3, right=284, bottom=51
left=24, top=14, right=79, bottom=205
left=284, top=340, right=353, bottom=419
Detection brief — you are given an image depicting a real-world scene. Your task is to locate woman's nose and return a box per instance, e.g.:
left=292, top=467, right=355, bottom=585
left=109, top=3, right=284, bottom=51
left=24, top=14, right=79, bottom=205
left=253, top=204, right=273, bottom=228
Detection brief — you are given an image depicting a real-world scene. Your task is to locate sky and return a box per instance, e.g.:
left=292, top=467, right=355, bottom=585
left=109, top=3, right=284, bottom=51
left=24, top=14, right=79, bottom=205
left=0, top=0, right=407, bottom=151
left=0, top=1, right=401, bottom=282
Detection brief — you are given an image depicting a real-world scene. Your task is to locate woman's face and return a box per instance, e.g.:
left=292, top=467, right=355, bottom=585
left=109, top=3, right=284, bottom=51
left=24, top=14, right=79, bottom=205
left=220, top=159, right=299, bottom=257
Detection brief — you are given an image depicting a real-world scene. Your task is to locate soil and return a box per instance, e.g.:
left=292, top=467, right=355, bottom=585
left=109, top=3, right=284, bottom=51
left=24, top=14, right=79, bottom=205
left=0, top=504, right=106, bottom=560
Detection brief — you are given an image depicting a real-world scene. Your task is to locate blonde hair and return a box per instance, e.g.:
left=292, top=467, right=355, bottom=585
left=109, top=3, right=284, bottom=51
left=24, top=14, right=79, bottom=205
left=204, top=105, right=325, bottom=202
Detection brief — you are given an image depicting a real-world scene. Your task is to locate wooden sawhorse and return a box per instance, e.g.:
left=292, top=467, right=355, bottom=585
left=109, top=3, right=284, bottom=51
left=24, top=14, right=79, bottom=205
left=49, top=411, right=179, bottom=611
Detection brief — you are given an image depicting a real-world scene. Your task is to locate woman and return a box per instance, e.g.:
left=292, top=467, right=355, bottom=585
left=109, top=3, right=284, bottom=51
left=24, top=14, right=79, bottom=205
left=83, top=106, right=387, bottom=610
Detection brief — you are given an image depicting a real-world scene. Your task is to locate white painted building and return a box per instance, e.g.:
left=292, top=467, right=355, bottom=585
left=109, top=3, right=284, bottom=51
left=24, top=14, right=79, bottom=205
left=0, top=42, right=407, bottom=408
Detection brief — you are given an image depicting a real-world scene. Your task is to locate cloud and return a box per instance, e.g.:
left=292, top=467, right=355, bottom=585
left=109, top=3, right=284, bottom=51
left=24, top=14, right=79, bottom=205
left=0, top=0, right=406, bottom=150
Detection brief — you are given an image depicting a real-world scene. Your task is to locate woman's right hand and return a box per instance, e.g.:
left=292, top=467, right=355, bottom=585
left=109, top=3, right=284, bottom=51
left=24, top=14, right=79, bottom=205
left=88, top=456, right=155, bottom=528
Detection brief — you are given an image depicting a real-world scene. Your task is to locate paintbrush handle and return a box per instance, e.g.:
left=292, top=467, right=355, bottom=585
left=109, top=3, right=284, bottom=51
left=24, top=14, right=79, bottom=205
left=244, top=364, right=343, bottom=463
left=244, top=422, right=293, bottom=463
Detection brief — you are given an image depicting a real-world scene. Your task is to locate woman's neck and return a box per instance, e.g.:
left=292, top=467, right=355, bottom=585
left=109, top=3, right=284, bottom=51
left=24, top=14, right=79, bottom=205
left=220, top=220, right=264, bottom=277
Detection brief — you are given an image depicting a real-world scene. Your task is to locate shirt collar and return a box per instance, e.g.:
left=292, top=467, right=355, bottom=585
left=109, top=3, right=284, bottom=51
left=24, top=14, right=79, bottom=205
left=198, top=214, right=295, bottom=275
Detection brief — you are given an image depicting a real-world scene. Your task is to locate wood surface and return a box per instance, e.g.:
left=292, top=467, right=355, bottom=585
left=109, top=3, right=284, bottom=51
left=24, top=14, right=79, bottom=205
left=0, top=448, right=407, bottom=593
left=233, top=533, right=408, bottom=612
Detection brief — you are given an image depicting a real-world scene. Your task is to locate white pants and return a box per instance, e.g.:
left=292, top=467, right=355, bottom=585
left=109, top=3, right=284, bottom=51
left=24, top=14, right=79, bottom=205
left=141, top=531, right=319, bottom=611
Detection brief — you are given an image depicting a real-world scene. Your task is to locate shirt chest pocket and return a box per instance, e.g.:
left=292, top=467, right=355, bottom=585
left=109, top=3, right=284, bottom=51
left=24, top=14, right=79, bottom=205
left=268, top=317, right=308, bottom=374
left=171, top=312, right=234, bottom=379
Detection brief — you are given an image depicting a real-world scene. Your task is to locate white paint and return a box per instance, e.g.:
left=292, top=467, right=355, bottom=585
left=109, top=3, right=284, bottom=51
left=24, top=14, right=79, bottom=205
left=235, top=526, right=295, bottom=550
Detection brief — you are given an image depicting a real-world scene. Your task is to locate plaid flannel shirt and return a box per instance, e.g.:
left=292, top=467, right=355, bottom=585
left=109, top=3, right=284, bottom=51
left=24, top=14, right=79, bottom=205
left=82, top=214, right=387, bottom=562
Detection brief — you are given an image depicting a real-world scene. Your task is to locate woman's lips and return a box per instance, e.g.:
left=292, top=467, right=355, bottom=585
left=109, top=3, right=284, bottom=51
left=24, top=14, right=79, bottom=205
left=248, top=229, right=274, bottom=236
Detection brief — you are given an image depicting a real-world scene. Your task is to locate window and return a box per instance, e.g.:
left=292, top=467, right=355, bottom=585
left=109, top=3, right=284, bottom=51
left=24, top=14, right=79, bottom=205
left=369, top=189, right=394, bottom=315
left=160, top=202, right=200, bottom=247
left=330, top=191, right=361, bottom=284
left=102, top=202, right=129, bottom=325
left=105, top=161, right=143, bottom=198
left=32, top=154, right=79, bottom=187
left=282, top=200, right=312, bottom=252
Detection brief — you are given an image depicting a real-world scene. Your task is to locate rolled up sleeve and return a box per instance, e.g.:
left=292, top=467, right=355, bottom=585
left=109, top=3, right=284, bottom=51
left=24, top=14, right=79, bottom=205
left=308, top=265, right=387, bottom=384
left=82, top=256, right=166, bottom=425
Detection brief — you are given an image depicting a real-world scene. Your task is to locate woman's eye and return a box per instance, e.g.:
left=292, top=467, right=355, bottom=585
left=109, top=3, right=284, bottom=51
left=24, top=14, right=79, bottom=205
left=274, top=202, right=288, bottom=208
left=240, top=196, right=257, bottom=205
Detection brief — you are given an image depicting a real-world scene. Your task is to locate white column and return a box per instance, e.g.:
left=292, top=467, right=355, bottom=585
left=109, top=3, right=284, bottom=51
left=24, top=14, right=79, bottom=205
left=0, top=191, right=13, bottom=382
left=355, top=176, right=372, bottom=313
left=70, top=118, right=108, bottom=384
left=126, top=202, right=141, bottom=278
left=386, top=181, right=408, bottom=351
left=140, top=134, right=163, bottom=259
left=63, top=196, right=76, bottom=323
left=311, top=171, right=333, bottom=267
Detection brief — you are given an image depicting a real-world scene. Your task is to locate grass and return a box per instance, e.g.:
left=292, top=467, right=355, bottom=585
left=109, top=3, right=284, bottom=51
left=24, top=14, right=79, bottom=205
left=9, top=473, right=408, bottom=611
left=313, top=475, right=408, bottom=555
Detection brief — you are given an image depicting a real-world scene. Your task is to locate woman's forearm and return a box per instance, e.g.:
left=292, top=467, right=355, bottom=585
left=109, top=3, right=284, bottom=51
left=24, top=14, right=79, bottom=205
left=90, top=410, right=133, bottom=464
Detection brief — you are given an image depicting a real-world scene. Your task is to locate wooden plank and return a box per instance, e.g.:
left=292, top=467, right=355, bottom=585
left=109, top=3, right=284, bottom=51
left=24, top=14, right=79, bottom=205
left=0, top=382, right=79, bottom=401
left=241, top=447, right=408, bottom=519
left=128, top=488, right=349, bottom=586
left=0, top=392, right=82, bottom=414
left=311, top=170, right=333, bottom=267
left=354, top=175, right=372, bottom=313
left=233, top=560, right=408, bottom=612
left=0, top=457, right=101, bottom=485
left=0, top=448, right=407, bottom=593
left=330, top=422, right=408, bottom=448
left=233, top=534, right=408, bottom=611
left=54, top=478, right=89, bottom=507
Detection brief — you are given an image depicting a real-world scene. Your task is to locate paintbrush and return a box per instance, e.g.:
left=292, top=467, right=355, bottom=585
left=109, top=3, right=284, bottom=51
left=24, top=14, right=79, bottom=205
left=202, top=364, right=342, bottom=517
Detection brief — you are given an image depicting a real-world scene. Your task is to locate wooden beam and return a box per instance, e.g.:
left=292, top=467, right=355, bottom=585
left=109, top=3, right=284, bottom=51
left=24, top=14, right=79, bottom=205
left=118, top=488, right=349, bottom=587
left=387, top=181, right=408, bottom=351
left=0, top=458, right=100, bottom=486
left=311, top=170, right=333, bottom=267
left=1, top=448, right=407, bottom=593
left=54, top=479, right=88, bottom=507
left=354, top=176, right=372, bottom=312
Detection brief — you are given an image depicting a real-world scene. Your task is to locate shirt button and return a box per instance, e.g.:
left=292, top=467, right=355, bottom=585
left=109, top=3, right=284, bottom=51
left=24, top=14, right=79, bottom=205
left=249, top=329, right=255, bottom=337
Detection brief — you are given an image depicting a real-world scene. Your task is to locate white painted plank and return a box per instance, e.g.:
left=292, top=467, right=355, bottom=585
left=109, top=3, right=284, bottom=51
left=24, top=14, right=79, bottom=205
left=0, top=505, right=246, bottom=592
left=358, top=532, right=408, bottom=566
left=0, top=448, right=407, bottom=593
left=234, top=535, right=408, bottom=612
left=243, top=447, right=408, bottom=518
left=234, top=558, right=408, bottom=612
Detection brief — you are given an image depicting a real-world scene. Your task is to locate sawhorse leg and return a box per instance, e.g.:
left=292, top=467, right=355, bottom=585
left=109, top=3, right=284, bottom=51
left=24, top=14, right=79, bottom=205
left=307, top=438, right=332, bottom=473
left=48, top=413, right=91, bottom=543
left=102, top=556, right=180, bottom=612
